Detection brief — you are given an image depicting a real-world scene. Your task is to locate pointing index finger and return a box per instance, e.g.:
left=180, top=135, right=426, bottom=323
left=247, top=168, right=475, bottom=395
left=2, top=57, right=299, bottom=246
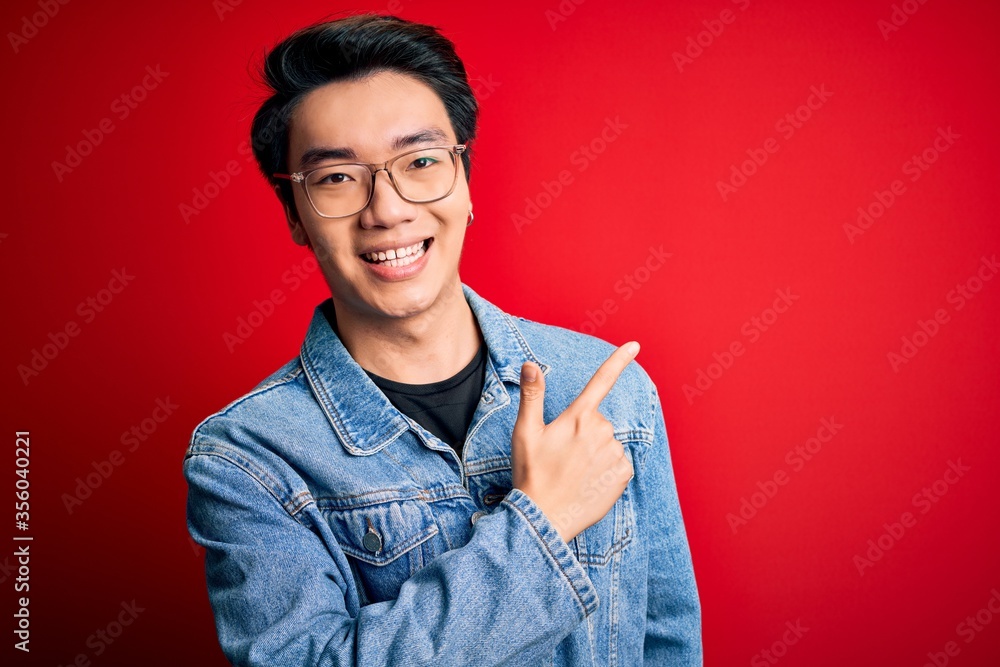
left=570, top=341, right=639, bottom=414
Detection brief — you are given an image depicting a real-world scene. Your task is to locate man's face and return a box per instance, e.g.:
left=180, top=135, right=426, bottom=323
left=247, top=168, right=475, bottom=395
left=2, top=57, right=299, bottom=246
left=283, top=70, right=471, bottom=321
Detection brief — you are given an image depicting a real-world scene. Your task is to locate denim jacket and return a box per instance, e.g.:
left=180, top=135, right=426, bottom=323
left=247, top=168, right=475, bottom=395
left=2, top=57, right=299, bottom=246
left=183, top=282, right=701, bottom=666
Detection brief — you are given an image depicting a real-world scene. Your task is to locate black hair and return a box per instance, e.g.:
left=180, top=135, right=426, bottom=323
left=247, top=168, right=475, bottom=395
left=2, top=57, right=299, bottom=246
left=249, top=13, right=479, bottom=220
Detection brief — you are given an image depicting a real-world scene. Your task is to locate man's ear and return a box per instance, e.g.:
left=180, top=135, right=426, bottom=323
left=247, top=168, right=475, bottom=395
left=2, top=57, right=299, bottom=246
left=274, top=185, right=311, bottom=248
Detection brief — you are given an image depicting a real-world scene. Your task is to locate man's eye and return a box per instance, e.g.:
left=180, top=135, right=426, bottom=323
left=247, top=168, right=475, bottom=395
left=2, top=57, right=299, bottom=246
left=316, top=172, right=354, bottom=185
left=408, top=156, right=439, bottom=170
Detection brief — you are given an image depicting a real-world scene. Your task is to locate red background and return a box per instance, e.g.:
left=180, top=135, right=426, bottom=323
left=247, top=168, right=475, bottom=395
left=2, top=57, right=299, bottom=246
left=3, top=0, right=999, bottom=665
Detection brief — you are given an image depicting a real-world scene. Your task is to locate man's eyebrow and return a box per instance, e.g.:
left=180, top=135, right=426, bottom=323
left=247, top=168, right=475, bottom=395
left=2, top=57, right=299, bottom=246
left=296, top=128, right=452, bottom=170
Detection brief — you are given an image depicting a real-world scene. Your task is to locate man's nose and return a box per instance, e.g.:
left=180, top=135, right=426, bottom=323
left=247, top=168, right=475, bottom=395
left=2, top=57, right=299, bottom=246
left=362, top=168, right=416, bottom=226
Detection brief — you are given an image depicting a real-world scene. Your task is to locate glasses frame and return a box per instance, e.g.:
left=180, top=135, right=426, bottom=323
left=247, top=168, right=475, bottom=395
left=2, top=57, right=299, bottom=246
left=273, top=144, right=468, bottom=219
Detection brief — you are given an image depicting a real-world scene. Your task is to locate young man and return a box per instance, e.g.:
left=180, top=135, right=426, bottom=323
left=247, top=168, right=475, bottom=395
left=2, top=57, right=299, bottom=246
left=184, top=13, right=701, bottom=666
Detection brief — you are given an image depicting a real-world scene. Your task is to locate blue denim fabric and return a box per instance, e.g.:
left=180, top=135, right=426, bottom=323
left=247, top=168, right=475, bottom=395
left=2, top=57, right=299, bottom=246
left=184, top=282, right=701, bottom=666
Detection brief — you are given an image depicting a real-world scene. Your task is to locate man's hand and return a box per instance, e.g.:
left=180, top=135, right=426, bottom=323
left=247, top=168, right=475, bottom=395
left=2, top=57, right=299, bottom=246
left=511, top=341, right=639, bottom=543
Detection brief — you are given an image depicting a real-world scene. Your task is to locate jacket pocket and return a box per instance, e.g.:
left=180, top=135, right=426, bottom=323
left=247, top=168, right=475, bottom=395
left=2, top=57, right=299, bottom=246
left=322, top=497, right=439, bottom=603
left=572, top=443, right=638, bottom=568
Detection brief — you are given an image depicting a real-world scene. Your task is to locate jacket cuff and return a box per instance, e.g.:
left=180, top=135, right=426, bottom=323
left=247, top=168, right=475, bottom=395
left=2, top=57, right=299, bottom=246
left=501, top=488, right=600, bottom=618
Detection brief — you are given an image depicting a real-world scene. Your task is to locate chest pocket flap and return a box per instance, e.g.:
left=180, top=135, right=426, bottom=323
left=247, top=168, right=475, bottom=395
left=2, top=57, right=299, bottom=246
left=324, top=497, right=439, bottom=566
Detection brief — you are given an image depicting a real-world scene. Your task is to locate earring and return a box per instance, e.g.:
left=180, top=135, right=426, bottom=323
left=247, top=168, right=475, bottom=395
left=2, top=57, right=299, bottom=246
left=467, top=210, right=474, bottom=226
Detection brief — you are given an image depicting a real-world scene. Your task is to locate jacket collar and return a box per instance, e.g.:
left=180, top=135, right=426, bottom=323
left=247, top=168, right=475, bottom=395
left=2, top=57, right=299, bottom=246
left=299, top=282, right=551, bottom=456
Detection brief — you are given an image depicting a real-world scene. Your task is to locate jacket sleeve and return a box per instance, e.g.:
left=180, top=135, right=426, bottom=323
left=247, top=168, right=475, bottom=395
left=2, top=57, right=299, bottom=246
left=642, top=383, right=703, bottom=664
left=183, top=449, right=598, bottom=667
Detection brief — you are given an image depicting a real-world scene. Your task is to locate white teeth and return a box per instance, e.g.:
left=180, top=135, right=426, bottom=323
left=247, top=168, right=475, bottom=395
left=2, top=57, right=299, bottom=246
left=365, top=240, right=427, bottom=264
left=385, top=243, right=426, bottom=267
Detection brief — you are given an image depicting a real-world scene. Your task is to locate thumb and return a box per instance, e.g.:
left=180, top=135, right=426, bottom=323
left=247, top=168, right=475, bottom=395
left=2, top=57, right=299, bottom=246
left=515, top=361, right=546, bottom=432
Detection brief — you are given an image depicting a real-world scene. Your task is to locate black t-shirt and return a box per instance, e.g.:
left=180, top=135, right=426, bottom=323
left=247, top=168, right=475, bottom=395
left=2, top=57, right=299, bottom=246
left=321, top=301, right=486, bottom=460
left=364, top=343, right=486, bottom=460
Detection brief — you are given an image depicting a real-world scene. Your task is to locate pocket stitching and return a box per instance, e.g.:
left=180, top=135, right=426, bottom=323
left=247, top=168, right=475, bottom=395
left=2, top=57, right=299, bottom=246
left=575, top=497, right=635, bottom=566
left=574, top=439, right=641, bottom=567
left=324, top=499, right=439, bottom=566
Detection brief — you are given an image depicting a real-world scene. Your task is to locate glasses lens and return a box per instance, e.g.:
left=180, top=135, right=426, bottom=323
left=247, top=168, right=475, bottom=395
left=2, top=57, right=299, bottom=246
left=390, top=148, right=458, bottom=203
left=302, top=148, right=458, bottom=217
left=304, top=164, right=372, bottom=217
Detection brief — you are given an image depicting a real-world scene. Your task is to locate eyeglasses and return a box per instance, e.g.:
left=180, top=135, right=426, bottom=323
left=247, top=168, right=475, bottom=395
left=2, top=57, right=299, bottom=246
left=274, top=144, right=467, bottom=219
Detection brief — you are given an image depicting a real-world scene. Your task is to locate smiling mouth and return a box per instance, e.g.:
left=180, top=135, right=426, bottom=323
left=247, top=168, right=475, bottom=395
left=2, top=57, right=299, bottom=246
left=360, top=238, right=432, bottom=266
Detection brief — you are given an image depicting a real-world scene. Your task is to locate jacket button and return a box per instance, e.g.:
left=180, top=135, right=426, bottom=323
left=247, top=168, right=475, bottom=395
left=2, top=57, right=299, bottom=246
left=484, top=393, right=493, bottom=403
left=483, top=492, right=507, bottom=506
left=470, top=510, right=488, bottom=526
left=362, top=527, right=383, bottom=553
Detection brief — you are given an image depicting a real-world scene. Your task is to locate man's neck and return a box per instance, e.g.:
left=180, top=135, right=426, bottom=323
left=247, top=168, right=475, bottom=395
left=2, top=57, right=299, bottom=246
left=331, top=282, right=483, bottom=385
